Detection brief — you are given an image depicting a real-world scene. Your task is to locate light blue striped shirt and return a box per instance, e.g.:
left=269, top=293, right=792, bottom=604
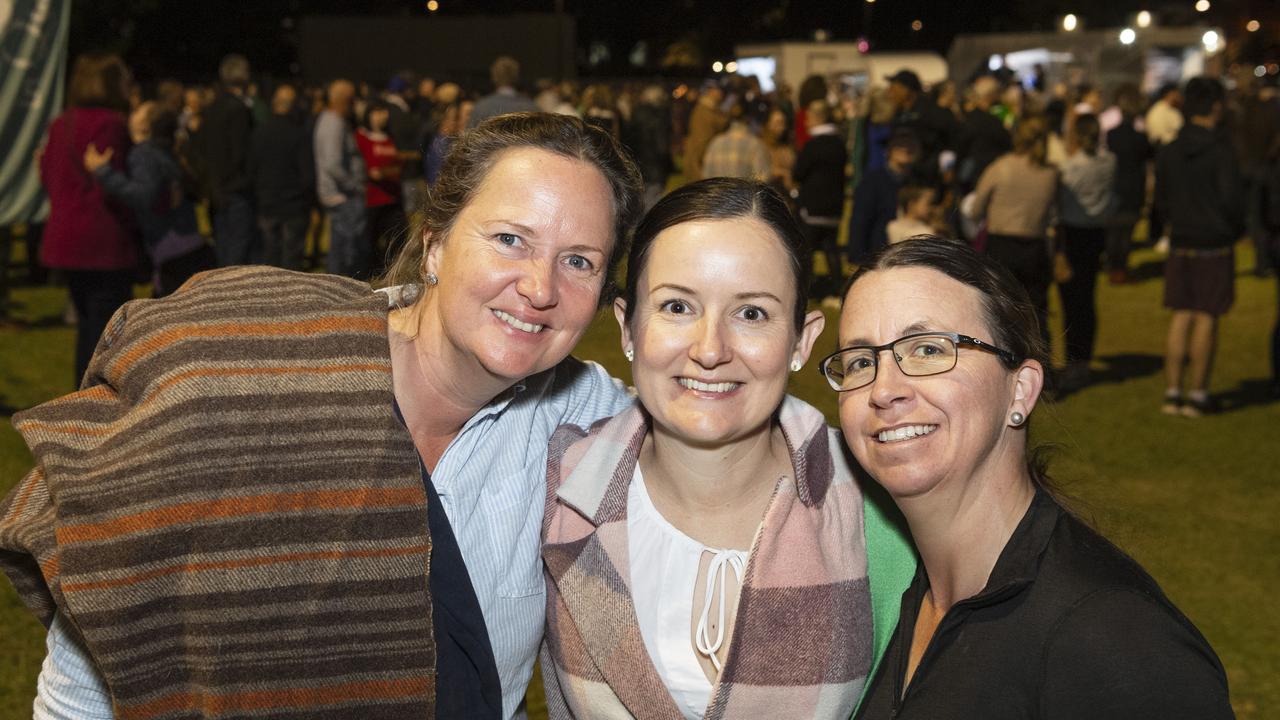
left=37, top=356, right=632, bottom=720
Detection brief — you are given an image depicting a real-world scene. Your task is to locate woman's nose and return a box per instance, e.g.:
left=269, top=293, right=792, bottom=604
left=868, top=351, right=912, bottom=408
left=690, top=316, right=731, bottom=368
left=515, top=258, right=558, bottom=308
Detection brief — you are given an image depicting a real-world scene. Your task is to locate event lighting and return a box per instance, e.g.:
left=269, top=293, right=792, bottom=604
left=1119, top=28, right=1136, bottom=45
left=1062, top=14, right=1079, bottom=32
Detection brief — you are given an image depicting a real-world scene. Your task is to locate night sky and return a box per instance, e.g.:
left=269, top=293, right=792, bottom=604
left=70, top=0, right=1276, bottom=83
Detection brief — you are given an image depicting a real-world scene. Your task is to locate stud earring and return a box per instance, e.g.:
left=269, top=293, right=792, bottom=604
left=424, top=272, right=438, bottom=286
left=1010, top=411, right=1025, bottom=426
left=790, top=359, right=802, bottom=372
left=624, top=348, right=634, bottom=362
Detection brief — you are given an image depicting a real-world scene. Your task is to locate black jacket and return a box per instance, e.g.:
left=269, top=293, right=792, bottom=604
left=794, top=131, right=847, bottom=218
left=1155, top=124, right=1244, bottom=249
left=847, top=166, right=906, bottom=263
left=955, top=109, right=1010, bottom=190
left=199, top=90, right=254, bottom=208
left=248, top=114, right=313, bottom=220
left=1107, top=119, right=1152, bottom=214
left=855, top=490, right=1232, bottom=720
left=624, top=103, right=673, bottom=184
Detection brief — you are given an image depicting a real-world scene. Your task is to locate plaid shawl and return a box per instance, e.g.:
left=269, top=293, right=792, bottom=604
left=541, top=395, right=883, bottom=719
left=0, top=267, right=435, bottom=719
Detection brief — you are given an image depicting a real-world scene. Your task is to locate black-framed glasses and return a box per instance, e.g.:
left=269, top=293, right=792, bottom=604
left=818, top=331, right=1018, bottom=392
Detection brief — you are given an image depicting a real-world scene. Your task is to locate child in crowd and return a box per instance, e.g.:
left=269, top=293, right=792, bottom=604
left=886, top=184, right=940, bottom=244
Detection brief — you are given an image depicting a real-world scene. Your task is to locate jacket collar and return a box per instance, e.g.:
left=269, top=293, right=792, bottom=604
left=555, top=394, right=836, bottom=527
left=957, top=487, right=1061, bottom=606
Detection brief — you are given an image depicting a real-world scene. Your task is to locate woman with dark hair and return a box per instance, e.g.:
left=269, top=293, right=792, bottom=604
left=1055, top=113, right=1116, bottom=390
left=356, top=99, right=406, bottom=276
left=541, top=178, right=917, bottom=719
left=39, top=53, right=135, bottom=384
left=84, top=103, right=214, bottom=297
left=824, top=238, right=1232, bottom=719
left=3, top=113, right=644, bottom=720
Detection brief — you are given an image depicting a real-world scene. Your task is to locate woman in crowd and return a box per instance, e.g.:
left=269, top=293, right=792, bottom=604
left=540, top=178, right=917, bottom=719
left=424, top=101, right=461, bottom=185
left=967, top=116, right=1058, bottom=349
left=823, top=238, right=1233, bottom=719
left=38, top=53, right=135, bottom=385
left=0, top=113, right=643, bottom=720
left=761, top=106, right=796, bottom=201
left=84, top=103, right=214, bottom=297
left=356, top=98, right=405, bottom=275
left=1055, top=113, right=1116, bottom=391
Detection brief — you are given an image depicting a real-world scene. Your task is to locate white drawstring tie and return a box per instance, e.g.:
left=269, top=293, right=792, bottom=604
left=694, top=549, right=747, bottom=672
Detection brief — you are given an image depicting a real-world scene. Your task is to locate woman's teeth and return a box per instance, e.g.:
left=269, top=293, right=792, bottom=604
left=678, top=378, right=740, bottom=393
left=493, top=310, right=544, bottom=334
left=878, top=425, right=938, bottom=443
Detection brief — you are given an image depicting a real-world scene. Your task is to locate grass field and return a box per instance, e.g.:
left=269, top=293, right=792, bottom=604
left=1, top=245, right=1276, bottom=718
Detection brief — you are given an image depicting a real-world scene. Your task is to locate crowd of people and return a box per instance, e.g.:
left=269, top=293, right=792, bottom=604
left=0, top=44, right=1257, bottom=720
left=9, top=50, right=1280, bottom=401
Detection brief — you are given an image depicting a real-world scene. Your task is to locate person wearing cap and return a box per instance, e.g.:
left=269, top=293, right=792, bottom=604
left=885, top=69, right=956, bottom=185
left=848, top=129, right=921, bottom=266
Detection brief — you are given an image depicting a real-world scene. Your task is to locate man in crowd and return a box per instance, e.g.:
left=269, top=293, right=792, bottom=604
left=385, top=74, right=426, bottom=217
left=314, top=79, right=368, bottom=279
left=467, top=56, right=537, bottom=128
left=248, top=84, right=313, bottom=271
left=700, top=97, right=771, bottom=181
left=885, top=69, right=955, bottom=185
left=848, top=129, right=920, bottom=266
left=954, top=74, right=1010, bottom=195
left=201, top=54, right=257, bottom=266
left=792, top=100, right=847, bottom=299
left=1155, top=77, right=1244, bottom=417
left=1146, top=83, right=1183, bottom=248
left=682, top=82, right=727, bottom=182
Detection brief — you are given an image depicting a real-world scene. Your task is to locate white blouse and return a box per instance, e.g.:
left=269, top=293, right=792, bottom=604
left=628, top=466, right=749, bottom=720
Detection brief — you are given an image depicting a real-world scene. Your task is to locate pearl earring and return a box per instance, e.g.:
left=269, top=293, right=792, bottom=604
left=1010, top=411, right=1025, bottom=426
left=424, top=272, right=438, bottom=286
left=624, top=348, right=634, bottom=362
left=790, top=359, right=802, bottom=372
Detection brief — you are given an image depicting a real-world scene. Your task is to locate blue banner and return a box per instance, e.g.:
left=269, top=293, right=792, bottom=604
left=0, top=0, right=69, bottom=226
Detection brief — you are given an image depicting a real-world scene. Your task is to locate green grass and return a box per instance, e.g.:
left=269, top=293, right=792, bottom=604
left=1, top=246, right=1276, bottom=718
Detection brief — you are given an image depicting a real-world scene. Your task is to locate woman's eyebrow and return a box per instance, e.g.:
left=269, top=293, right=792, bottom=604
left=843, top=320, right=937, bottom=347
left=735, top=291, right=783, bottom=304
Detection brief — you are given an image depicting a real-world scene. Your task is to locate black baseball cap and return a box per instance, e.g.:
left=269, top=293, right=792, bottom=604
left=886, top=69, right=923, bottom=93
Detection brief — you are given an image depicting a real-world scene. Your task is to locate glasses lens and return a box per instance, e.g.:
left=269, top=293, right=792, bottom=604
left=827, top=348, right=876, bottom=390
left=895, top=334, right=957, bottom=376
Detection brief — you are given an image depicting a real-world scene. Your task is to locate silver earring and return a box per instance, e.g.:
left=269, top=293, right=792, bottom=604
left=790, top=359, right=802, bottom=372
left=624, top=348, right=634, bottom=362
left=424, top=272, right=438, bottom=286
left=1010, top=411, right=1025, bottom=426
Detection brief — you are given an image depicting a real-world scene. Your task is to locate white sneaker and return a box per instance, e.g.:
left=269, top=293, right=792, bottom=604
left=1155, top=237, right=1170, bottom=255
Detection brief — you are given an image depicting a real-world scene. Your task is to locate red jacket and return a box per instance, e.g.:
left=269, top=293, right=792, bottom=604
left=355, top=128, right=401, bottom=208
left=39, top=107, right=136, bottom=270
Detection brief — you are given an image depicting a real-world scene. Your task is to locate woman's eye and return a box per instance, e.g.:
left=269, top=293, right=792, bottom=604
left=496, top=233, right=521, bottom=247
left=912, top=343, right=944, bottom=357
left=738, top=306, right=768, bottom=322
left=564, top=254, right=594, bottom=272
left=660, top=300, right=688, bottom=314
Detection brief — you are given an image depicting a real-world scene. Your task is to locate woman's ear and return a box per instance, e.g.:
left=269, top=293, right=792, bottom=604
left=1011, top=359, right=1045, bottom=419
left=790, top=309, right=827, bottom=370
left=613, top=298, right=633, bottom=356
left=423, top=231, right=440, bottom=277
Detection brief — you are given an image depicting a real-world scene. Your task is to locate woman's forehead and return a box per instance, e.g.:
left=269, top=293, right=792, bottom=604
left=840, top=267, right=988, bottom=339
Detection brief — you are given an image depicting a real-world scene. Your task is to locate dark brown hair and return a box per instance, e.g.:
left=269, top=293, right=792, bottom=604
left=67, top=54, right=131, bottom=113
left=377, top=112, right=643, bottom=305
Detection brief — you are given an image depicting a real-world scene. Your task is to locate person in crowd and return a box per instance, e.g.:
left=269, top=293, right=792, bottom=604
left=1155, top=77, right=1244, bottom=417
left=1102, top=83, right=1150, bottom=284
left=825, top=237, right=1233, bottom=720
left=84, top=103, right=213, bottom=297
left=794, top=74, right=827, bottom=150
left=415, top=76, right=437, bottom=120
left=954, top=75, right=1011, bottom=195
left=886, top=185, right=940, bottom=245
left=849, top=129, right=921, bottom=265
left=314, top=78, right=368, bottom=279
left=424, top=101, right=462, bottom=186
left=248, top=83, right=313, bottom=271
left=793, top=100, right=848, bottom=298
left=37, top=53, right=135, bottom=385
left=967, top=116, right=1058, bottom=349
left=582, top=84, right=621, bottom=139
left=624, top=84, right=673, bottom=209
left=1146, top=83, right=1183, bottom=248
left=885, top=69, right=956, bottom=184
left=467, top=56, right=538, bottom=128
left=385, top=74, right=427, bottom=217
left=200, top=53, right=257, bottom=267
left=1055, top=113, right=1116, bottom=392
left=541, top=178, right=915, bottom=719
left=2, top=113, right=644, bottom=720
left=357, top=99, right=406, bottom=277
left=700, top=97, right=771, bottom=182
left=682, top=82, right=727, bottom=182
left=155, top=79, right=184, bottom=116
left=1228, top=73, right=1280, bottom=277
left=761, top=106, right=796, bottom=198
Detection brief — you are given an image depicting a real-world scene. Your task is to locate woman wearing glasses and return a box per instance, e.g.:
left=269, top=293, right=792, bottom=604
left=540, top=179, right=917, bottom=719
left=821, top=238, right=1232, bottom=719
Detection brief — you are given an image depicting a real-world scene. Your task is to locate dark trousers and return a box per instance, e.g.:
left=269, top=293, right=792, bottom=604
left=326, top=197, right=369, bottom=279
left=367, top=203, right=407, bottom=279
left=65, top=269, right=133, bottom=386
left=213, top=192, right=258, bottom=267
left=258, top=213, right=309, bottom=271
left=805, top=221, right=841, bottom=297
left=1106, top=211, right=1138, bottom=272
left=985, top=234, right=1051, bottom=348
left=1057, top=226, right=1106, bottom=364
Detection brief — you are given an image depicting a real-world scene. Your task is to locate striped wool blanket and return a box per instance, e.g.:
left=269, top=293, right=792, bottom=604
left=0, top=267, right=436, bottom=719
left=540, top=396, right=883, bottom=719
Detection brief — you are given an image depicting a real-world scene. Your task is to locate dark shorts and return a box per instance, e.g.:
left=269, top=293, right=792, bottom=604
left=1164, top=248, right=1234, bottom=316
